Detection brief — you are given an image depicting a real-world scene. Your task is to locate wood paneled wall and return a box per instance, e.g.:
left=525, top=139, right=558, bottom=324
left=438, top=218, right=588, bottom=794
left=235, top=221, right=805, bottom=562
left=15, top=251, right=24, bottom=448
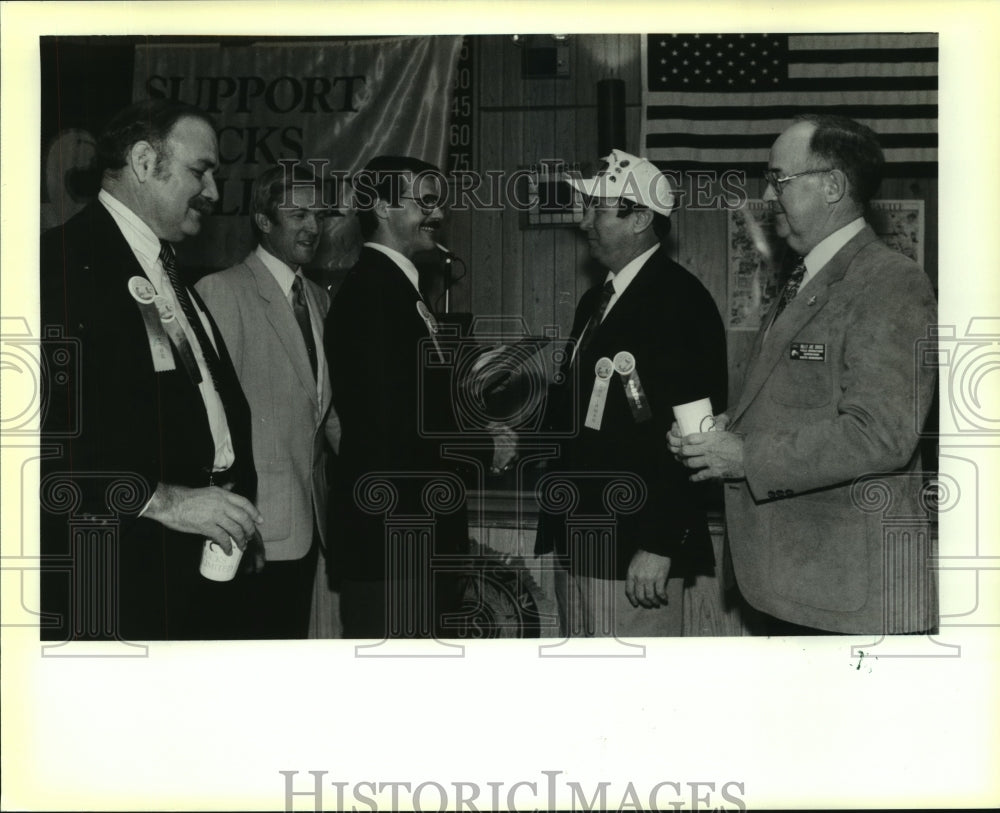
left=441, top=34, right=938, bottom=408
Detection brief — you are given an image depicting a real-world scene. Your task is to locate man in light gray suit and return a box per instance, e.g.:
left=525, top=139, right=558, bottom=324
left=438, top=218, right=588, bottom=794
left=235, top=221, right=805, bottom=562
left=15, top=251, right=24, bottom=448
left=197, top=163, right=340, bottom=638
left=671, top=114, right=937, bottom=635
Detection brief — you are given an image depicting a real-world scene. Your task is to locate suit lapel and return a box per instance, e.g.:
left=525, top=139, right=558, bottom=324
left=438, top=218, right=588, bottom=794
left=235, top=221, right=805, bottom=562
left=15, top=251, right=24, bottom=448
left=85, top=202, right=151, bottom=288
left=246, top=253, right=319, bottom=409
left=303, top=277, right=332, bottom=418
left=584, top=248, right=663, bottom=358
left=733, top=226, right=879, bottom=421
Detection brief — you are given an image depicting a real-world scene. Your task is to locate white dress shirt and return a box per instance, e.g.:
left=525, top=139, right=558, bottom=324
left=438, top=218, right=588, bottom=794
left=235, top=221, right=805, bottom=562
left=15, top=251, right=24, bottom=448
left=799, top=216, right=866, bottom=292
left=570, top=243, right=658, bottom=367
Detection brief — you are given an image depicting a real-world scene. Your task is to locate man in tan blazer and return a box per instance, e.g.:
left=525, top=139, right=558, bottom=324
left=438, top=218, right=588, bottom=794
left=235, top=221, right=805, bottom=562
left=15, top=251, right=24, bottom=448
left=197, top=164, right=340, bottom=638
left=671, top=115, right=937, bottom=634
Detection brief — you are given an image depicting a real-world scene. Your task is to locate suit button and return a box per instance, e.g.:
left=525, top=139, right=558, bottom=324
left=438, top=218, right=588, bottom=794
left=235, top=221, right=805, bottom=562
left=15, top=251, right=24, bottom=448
left=767, top=490, right=776, bottom=498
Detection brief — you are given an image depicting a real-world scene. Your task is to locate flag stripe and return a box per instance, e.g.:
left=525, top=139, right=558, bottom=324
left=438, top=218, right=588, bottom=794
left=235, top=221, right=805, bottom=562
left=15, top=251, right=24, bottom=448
left=788, top=33, right=939, bottom=50
left=645, top=117, right=938, bottom=135
left=649, top=147, right=937, bottom=165
left=786, top=47, right=938, bottom=63
left=647, top=132, right=937, bottom=149
left=788, top=61, right=937, bottom=78
left=647, top=93, right=936, bottom=111
left=651, top=76, right=936, bottom=92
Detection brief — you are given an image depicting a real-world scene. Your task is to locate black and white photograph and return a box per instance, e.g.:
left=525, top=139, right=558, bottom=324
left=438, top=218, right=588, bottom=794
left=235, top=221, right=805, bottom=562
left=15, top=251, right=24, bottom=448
left=2, top=1, right=998, bottom=810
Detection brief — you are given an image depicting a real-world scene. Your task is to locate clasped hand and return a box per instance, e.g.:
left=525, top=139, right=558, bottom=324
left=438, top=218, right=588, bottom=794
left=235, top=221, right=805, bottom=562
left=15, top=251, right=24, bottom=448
left=667, top=414, right=746, bottom=482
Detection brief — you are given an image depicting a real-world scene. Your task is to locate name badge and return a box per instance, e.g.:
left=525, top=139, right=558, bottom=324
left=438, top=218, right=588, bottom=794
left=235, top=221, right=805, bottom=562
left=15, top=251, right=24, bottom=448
left=613, top=351, right=652, bottom=423
left=790, top=342, right=826, bottom=362
left=128, top=276, right=175, bottom=372
left=584, top=357, right=615, bottom=430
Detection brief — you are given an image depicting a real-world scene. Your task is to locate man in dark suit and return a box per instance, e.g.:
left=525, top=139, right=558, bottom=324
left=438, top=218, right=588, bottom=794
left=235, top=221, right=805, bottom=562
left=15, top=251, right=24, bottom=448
left=196, top=164, right=341, bottom=638
left=671, top=115, right=937, bottom=634
left=324, top=155, right=467, bottom=638
left=535, top=149, right=727, bottom=637
left=40, top=100, right=262, bottom=641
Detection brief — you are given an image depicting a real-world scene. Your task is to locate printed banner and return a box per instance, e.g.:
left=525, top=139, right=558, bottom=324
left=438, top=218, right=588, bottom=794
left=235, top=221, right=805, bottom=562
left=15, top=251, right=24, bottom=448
left=133, top=36, right=463, bottom=272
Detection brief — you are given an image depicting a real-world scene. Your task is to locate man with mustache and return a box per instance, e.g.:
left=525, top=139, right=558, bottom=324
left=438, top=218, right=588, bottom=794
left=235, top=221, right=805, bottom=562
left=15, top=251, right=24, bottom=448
left=324, top=155, right=467, bottom=639
left=196, top=164, right=341, bottom=638
left=670, top=115, right=938, bottom=634
left=40, top=99, right=262, bottom=640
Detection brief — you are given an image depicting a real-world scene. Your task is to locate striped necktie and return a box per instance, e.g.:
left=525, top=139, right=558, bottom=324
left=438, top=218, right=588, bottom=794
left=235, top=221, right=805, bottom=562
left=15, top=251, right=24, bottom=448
left=773, top=258, right=807, bottom=321
left=576, top=279, right=616, bottom=360
left=291, top=275, right=318, bottom=379
left=159, top=241, right=222, bottom=391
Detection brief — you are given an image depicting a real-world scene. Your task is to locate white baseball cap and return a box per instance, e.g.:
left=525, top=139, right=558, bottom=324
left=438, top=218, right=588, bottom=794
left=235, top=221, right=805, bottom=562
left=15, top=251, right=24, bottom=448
left=565, top=149, right=676, bottom=217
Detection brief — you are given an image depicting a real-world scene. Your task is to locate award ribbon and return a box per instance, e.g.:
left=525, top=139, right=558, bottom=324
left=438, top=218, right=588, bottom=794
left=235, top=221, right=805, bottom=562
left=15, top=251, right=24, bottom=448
left=584, top=356, right=615, bottom=430
left=128, top=276, right=175, bottom=373
left=416, top=300, right=444, bottom=361
left=613, top=350, right=652, bottom=423
left=152, top=295, right=203, bottom=385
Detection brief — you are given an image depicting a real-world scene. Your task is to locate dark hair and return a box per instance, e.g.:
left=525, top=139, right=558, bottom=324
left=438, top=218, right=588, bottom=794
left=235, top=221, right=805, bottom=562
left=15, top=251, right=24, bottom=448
left=352, top=155, right=445, bottom=240
left=615, top=198, right=672, bottom=241
left=97, top=99, right=216, bottom=176
left=795, top=113, right=885, bottom=206
left=250, top=162, right=325, bottom=241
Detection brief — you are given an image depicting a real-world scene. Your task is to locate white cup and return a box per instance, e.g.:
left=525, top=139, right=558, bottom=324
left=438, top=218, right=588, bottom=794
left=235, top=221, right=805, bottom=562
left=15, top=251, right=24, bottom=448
left=673, top=397, right=717, bottom=437
left=199, top=537, right=243, bottom=582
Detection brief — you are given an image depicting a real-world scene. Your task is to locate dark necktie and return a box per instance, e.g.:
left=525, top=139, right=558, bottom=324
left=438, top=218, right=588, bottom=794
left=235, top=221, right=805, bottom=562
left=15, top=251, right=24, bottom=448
left=159, top=241, right=222, bottom=392
left=576, top=279, right=616, bottom=360
left=291, top=275, right=318, bottom=379
left=773, top=258, right=807, bottom=322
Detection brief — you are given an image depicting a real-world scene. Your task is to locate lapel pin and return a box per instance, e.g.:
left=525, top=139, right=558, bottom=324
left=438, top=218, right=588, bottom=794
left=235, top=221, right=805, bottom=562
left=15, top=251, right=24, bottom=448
left=807, top=295, right=817, bottom=306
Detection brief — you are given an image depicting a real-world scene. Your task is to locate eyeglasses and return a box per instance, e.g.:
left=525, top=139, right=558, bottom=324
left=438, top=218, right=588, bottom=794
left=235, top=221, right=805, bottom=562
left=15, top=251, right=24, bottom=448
left=762, top=167, right=834, bottom=195
left=400, top=194, right=447, bottom=213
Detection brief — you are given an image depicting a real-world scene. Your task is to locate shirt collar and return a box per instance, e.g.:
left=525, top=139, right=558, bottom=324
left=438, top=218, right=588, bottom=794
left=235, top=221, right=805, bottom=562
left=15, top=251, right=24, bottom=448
left=802, top=217, right=866, bottom=287
left=605, top=243, right=658, bottom=294
left=255, top=244, right=299, bottom=298
left=98, top=189, right=162, bottom=271
left=364, top=241, right=421, bottom=293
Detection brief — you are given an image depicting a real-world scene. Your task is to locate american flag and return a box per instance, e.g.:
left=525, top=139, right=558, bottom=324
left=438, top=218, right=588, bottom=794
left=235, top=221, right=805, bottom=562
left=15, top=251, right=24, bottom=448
left=641, top=33, right=937, bottom=175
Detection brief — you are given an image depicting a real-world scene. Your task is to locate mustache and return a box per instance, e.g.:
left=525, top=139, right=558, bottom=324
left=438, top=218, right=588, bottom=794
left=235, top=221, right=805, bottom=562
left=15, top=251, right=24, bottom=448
left=189, top=196, right=215, bottom=215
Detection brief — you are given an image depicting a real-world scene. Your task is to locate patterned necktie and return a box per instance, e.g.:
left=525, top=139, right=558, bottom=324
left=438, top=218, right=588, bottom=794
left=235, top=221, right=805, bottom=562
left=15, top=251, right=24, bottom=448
left=159, top=241, right=222, bottom=391
left=576, top=279, right=616, bottom=360
left=290, top=275, right=318, bottom=379
left=773, top=258, right=807, bottom=321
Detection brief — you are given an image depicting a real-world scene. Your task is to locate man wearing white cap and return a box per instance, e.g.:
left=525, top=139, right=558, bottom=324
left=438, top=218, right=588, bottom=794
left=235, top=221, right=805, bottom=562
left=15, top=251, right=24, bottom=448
left=535, top=149, right=727, bottom=637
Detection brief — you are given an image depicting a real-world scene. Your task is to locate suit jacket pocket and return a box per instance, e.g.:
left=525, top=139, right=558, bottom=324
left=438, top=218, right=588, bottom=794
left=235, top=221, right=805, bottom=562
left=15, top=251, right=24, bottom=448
left=257, top=462, right=293, bottom=543
left=767, top=495, right=869, bottom=612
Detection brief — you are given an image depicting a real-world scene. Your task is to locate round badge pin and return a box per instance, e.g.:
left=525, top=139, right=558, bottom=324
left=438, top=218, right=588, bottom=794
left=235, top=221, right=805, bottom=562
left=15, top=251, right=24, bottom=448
left=128, top=276, right=156, bottom=304
left=612, top=351, right=635, bottom=376
left=595, top=357, right=614, bottom=379
left=153, top=295, right=176, bottom=322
